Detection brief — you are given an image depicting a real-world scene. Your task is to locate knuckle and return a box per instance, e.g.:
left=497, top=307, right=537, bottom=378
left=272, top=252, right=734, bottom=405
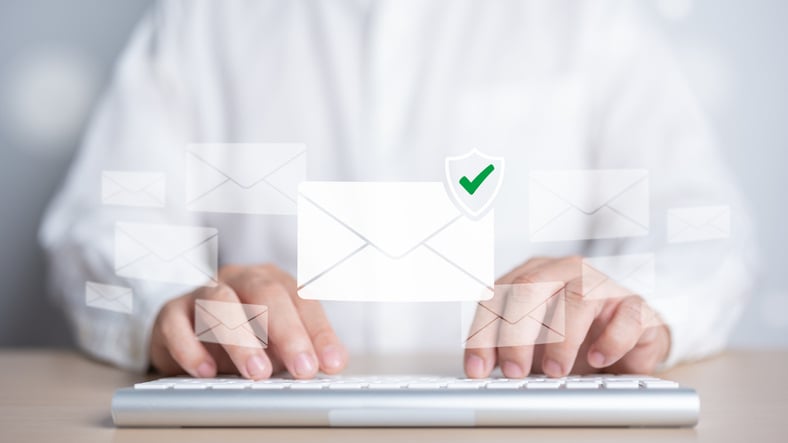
left=618, top=297, right=645, bottom=329
left=210, top=283, right=237, bottom=301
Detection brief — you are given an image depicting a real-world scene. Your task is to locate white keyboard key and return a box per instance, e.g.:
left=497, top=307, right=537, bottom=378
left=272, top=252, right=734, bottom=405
left=485, top=381, right=525, bottom=390
left=210, top=383, right=251, bottom=390
left=290, top=383, right=327, bottom=390
left=604, top=380, right=641, bottom=389
left=406, top=382, right=447, bottom=389
left=367, top=382, right=405, bottom=390
left=525, top=381, right=563, bottom=389
left=565, top=381, right=600, bottom=389
left=173, top=383, right=209, bottom=390
left=328, top=383, right=368, bottom=390
left=446, top=381, right=487, bottom=389
left=251, top=383, right=289, bottom=390
left=642, top=380, right=679, bottom=389
left=134, top=382, right=172, bottom=390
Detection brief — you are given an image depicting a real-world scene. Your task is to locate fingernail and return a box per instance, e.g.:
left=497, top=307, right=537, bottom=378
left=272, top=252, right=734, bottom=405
left=465, top=354, right=485, bottom=378
left=196, top=361, right=215, bottom=378
left=246, top=354, right=267, bottom=379
left=501, top=361, right=525, bottom=378
left=321, top=345, right=344, bottom=370
left=294, top=352, right=317, bottom=377
left=543, top=359, right=563, bottom=377
left=589, top=351, right=606, bottom=367
left=641, top=327, right=658, bottom=342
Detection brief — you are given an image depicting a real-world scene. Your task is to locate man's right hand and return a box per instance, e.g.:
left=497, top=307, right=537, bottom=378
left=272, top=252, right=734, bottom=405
left=149, top=264, right=348, bottom=380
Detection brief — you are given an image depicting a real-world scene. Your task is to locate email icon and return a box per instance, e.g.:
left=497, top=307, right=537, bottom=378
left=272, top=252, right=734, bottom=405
left=582, top=254, right=655, bottom=300
left=101, top=171, right=165, bottom=207
left=463, top=282, right=566, bottom=349
left=114, top=222, right=218, bottom=287
left=185, top=143, right=306, bottom=215
left=85, top=281, right=133, bottom=314
left=668, top=205, right=730, bottom=243
left=194, top=300, right=268, bottom=348
left=529, top=169, right=649, bottom=242
left=297, top=182, right=495, bottom=302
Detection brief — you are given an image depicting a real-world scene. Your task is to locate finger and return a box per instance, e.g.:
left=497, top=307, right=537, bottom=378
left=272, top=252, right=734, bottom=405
left=464, top=293, right=505, bottom=378
left=608, top=325, right=671, bottom=374
left=157, top=297, right=218, bottom=378
left=291, top=297, right=348, bottom=374
left=586, top=296, right=647, bottom=369
left=195, top=284, right=273, bottom=380
left=496, top=283, right=563, bottom=377
left=233, top=275, right=319, bottom=379
left=540, top=276, right=600, bottom=377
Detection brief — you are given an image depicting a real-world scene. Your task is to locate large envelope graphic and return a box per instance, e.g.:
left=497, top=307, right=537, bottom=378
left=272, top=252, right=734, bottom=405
left=194, top=299, right=268, bottom=348
left=114, top=222, right=218, bottom=287
left=297, top=182, right=495, bottom=302
left=101, top=171, right=165, bottom=207
left=463, top=282, right=566, bottom=349
left=185, top=143, right=306, bottom=215
left=668, top=205, right=730, bottom=243
left=583, top=253, right=667, bottom=327
left=85, top=281, right=133, bottom=314
left=529, top=169, right=649, bottom=242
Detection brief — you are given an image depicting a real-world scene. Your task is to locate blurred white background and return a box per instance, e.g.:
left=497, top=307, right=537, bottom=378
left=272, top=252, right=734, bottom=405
left=0, top=0, right=785, bottom=348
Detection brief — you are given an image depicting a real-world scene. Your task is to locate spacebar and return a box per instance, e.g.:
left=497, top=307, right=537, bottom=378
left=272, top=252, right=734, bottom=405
left=329, top=409, right=475, bottom=427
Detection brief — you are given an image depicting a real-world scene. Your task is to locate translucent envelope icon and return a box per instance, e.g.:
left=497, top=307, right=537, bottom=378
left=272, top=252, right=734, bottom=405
left=85, top=281, right=133, bottom=314
left=583, top=254, right=665, bottom=326
left=297, top=182, right=495, bottom=302
left=185, top=143, right=306, bottom=215
left=194, top=300, right=268, bottom=348
left=101, top=171, right=165, bottom=207
left=667, top=205, right=730, bottom=243
left=529, top=169, right=649, bottom=242
left=114, top=222, right=218, bottom=287
left=463, top=282, right=566, bottom=349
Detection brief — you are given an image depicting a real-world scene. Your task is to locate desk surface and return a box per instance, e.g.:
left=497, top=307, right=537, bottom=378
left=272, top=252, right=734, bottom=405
left=0, top=349, right=786, bottom=442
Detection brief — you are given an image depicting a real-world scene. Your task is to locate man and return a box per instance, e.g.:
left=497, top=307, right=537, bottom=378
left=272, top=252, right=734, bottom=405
left=40, top=0, right=754, bottom=380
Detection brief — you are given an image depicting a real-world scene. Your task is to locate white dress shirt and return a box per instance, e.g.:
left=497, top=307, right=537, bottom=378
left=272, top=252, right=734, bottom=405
left=39, top=0, right=757, bottom=371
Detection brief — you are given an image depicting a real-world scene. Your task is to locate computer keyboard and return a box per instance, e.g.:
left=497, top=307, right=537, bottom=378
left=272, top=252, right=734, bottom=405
left=113, top=374, right=698, bottom=427
left=133, top=374, right=681, bottom=391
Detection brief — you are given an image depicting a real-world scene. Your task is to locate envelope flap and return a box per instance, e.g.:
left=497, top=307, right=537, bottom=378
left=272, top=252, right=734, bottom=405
left=532, top=169, right=647, bottom=214
left=186, top=143, right=306, bottom=189
left=670, top=206, right=729, bottom=228
left=117, top=222, right=217, bottom=262
left=87, top=282, right=130, bottom=301
left=196, top=300, right=268, bottom=330
left=103, top=171, right=163, bottom=192
left=299, top=182, right=461, bottom=257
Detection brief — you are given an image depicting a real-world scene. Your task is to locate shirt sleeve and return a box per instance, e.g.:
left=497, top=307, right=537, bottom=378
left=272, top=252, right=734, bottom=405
left=38, top=0, right=205, bottom=371
left=582, top=4, right=760, bottom=368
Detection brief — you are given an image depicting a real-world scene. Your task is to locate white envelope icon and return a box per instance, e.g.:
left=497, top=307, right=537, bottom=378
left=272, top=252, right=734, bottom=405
left=114, top=222, right=218, bottom=287
left=668, top=205, right=730, bottom=243
left=582, top=253, right=656, bottom=300
left=529, top=169, right=649, bottom=242
left=463, top=282, right=566, bottom=349
left=297, top=182, right=495, bottom=302
left=101, top=171, right=165, bottom=207
left=85, top=281, right=133, bottom=314
left=185, top=143, right=306, bottom=215
left=194, top=300, right=268, bottom=348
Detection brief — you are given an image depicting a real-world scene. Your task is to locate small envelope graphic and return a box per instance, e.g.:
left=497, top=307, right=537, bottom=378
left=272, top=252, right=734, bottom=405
left=85, top=281, right=133, bottom=314
left=185, top=143, right=306, bottom=215
left=297, top=182, right=495, bottom=302
left=529, top=169, right=649, bottom=242
left=463, top=282, right=566, bottom=349
left=668, top=205, right=730, bottom=243
left=114, top=222, right=218, bottom=287
left=194, top=300, right=268, bottom=348
left=101, top=171, right=165, bottom=207
left=582, top=254, right=656, bottom=300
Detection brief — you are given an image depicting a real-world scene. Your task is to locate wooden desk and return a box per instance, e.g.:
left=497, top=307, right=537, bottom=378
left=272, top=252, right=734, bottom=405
left=0, top=350, right=786, bottom=442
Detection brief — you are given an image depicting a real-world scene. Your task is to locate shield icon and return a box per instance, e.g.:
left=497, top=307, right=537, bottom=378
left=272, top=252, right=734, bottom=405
left=444, top=149, right=505, bottom=218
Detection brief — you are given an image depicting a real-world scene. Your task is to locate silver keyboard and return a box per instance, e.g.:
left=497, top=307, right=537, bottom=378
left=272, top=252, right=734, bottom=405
left=114, top=374, right=698, bottom=427
left=134, top=374, right=681, bottom=391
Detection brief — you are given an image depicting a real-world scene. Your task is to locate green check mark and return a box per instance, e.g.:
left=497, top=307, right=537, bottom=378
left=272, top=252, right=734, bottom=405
left=459, top=163, right=495, bottom=195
